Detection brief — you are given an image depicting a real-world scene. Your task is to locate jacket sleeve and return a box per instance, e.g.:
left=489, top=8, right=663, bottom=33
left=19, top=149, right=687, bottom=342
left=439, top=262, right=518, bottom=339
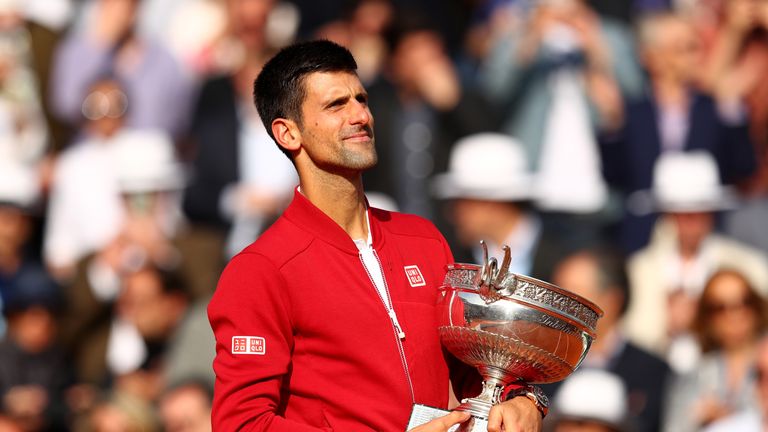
left=207, top=252, right=330, bottom=431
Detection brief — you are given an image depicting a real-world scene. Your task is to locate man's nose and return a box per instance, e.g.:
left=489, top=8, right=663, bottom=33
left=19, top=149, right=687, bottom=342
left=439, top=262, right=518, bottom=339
left=349, top=100, right=371, bottom=125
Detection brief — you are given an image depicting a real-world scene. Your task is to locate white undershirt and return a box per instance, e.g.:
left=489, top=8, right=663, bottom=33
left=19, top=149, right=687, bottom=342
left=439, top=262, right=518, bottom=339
left=353, top=211, right=405, bottom=339
left=353, top=211, right=389, bottom=307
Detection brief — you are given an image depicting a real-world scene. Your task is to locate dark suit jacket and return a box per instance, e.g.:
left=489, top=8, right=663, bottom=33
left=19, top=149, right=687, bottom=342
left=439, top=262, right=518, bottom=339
left=599, top=91, right=757, bottom=253
left=182, top=76, right=241, bottom=230
left=542, top=340, right=671, bottom=432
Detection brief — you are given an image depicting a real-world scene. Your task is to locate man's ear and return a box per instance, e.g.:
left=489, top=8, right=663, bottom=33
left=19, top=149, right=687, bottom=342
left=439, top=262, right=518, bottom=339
left=272, top=119, right=301, bottom=154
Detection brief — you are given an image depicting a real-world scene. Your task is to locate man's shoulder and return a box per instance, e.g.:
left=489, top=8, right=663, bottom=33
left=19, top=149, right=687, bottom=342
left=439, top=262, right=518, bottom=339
left=619, top=341, right=670, bottom=373
left=372, top=208, right=444, bottom=240
left=237, top=216, right=314, bottom=267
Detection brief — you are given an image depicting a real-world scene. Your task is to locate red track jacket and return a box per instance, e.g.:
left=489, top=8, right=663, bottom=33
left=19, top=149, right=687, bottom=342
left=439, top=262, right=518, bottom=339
left=208, top=190, right=477, bottom=431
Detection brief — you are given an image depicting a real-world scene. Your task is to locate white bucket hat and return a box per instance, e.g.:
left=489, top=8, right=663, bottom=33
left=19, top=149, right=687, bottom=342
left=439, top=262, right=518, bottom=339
left=432, top=133, right=534, bottom=202
left=553, top=369, right=628, bottom=429
left=628, top=151, right=737, bottom=215
left=111, top=130, right=185, bottom=194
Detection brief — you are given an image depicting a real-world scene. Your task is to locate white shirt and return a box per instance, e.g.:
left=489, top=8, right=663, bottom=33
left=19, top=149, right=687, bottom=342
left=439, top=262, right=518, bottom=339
left=45, top=134, right=125, bottom=268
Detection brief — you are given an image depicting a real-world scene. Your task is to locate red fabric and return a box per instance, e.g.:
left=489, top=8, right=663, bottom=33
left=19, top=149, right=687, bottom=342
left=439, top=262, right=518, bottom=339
left=208, top=190, right=474, bottom=431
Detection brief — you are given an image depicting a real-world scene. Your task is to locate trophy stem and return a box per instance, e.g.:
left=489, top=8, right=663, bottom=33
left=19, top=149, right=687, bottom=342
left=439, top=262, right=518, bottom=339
left=455, top=376, right=506, bottom=418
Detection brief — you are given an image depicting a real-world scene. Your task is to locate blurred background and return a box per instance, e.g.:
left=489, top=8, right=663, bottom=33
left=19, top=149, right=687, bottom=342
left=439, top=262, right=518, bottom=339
left=0, top=0, right=767, bottom=430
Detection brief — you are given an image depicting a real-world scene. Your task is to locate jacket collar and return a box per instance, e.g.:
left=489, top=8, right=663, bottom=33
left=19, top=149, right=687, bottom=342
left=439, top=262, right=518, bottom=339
left=283, top=188, right=386, bottom=254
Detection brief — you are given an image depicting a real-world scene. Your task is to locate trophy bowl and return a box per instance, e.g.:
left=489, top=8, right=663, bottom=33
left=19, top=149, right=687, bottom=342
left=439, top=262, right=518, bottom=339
left=436, top=244, right=603, bottom=429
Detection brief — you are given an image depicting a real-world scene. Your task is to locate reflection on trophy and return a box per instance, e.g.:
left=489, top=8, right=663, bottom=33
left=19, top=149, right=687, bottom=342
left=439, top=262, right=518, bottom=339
left=423, top=241, right=603, bottom=431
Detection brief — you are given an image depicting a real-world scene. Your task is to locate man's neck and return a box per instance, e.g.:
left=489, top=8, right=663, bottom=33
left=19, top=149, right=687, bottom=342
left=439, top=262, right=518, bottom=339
left=299, top=171, right=369, bottom=240
left=653, top=78, right=689, bottom=109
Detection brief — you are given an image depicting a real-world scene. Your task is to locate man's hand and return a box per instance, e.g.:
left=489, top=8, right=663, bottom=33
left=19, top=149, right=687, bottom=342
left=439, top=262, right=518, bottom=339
left=487, top=396, right=542, bottom=432
left=408, top=410, right=470, bottom=432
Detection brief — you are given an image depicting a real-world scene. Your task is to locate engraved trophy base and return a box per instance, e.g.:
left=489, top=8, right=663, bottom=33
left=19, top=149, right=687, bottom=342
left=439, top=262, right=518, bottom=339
left=406, top=404, right=488, bottom=432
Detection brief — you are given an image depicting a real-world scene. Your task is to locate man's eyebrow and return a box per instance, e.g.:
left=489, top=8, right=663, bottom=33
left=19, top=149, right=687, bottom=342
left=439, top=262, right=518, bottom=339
left=323, top=94, right=350, bottom=108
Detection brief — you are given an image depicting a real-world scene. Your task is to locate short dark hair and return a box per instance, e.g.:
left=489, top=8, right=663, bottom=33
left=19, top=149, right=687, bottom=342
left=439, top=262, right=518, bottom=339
left=562, top=247, right=630, bottom=317
left=254, top=39, right=358, bottom=159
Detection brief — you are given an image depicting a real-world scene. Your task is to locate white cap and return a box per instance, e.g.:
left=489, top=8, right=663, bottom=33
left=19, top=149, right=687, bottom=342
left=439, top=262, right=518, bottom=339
left=432, top=133, right=534, bottom=202
left=111, top=130, right=185, bottom=194
left=553, top=369, right=628, bottom=428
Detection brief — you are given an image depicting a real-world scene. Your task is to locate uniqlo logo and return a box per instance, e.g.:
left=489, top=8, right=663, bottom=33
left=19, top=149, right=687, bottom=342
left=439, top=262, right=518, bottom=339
left=404, top=265, right=426, bottom=287
left=231, top=336, right=266, bottom=355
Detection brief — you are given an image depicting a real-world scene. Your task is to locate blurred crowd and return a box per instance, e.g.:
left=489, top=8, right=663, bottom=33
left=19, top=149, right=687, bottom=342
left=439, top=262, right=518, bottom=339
left=0, top=0, right=767, bottom=430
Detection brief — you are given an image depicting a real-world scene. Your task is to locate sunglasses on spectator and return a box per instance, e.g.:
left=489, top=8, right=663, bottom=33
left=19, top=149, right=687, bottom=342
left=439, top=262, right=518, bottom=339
left=81, top=89, right=128, bottom=120
left=705, top=298, right=751, bottom=315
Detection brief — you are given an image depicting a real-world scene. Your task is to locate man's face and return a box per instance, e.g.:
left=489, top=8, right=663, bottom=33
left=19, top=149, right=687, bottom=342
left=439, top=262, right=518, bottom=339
left=670, top=211, right=713, bottom=253
left=553, top=255, right=620, bottom=332
left=297, top=71, right=376, bottom=173
left=118, top=269, right=180, bottom=341
left=645, top=19, right=700, bottom=83
left=0, top=206, right=29, bottom=258
left=160, top=386, right=212, bottom=432
left=227, top=0, right=275, bottom=50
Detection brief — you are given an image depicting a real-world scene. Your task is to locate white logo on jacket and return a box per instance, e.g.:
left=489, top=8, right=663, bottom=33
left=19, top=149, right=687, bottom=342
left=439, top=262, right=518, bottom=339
left=404, top=265, right=426, bottom=287
left=231, top=336, right=266, bottom=355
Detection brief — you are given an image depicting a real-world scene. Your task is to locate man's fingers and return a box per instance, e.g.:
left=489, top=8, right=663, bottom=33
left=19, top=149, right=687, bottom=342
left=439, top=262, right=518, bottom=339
left=488, top=397, right=542, bottom=432
left=440, top=410, right=471, bottom=427
left=408, top=410, right=471, bottom=432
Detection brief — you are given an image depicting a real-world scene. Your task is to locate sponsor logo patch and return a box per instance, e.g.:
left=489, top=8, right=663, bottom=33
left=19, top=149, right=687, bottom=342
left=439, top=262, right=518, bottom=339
left=404, top=265, right=426, bottom=287
left=232, top=336, right=266, bottom=355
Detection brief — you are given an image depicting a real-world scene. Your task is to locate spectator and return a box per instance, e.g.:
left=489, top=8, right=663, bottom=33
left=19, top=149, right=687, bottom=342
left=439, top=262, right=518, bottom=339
left=663, top=269, right=767, bottom=432
left=545, top=369, right=632, bottom=432
left=600, top=11, right=756, bottom=253
left=0, top=161, right=49, bottom=333
left=106, top=267, right=190, bottom=403
left=44, top=78, right=183, bottom=278
left=364, top=13, right=499, bottom=222
left=315, top=0, right=393, bottom=85
left=49, top=0, right=194, bottom=139
left=180, top=0, right=297, bottom=296
left=693, top=0, right=768, bottom=152
left=0, top=264, right=70, bottom=431
left=544, top=249, right=670, bottom=432
left=624, top=152, right=768, bottom=370
left=0, top=1, right=49, bottom=170
left=433, top=133, right=569, bottom=281
left=480, top=0, right=642, bottom=227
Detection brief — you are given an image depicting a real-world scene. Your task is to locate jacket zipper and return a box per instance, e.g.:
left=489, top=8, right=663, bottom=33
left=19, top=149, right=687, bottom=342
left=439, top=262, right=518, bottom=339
left=359, top=249, right=415, bottom=403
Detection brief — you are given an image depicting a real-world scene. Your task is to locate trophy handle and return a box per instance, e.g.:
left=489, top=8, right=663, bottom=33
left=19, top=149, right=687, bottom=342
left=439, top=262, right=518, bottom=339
left=476, top=241, right=514, bottom=303
left=493, top=246, right=511, bottom=287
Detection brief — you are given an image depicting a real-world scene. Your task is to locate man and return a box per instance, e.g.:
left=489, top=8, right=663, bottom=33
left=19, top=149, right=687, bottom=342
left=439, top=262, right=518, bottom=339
left=363, top=14, right=499, bottom=221
left=433, top=133, right=575, bottom=281
left=599, top=11, right=756, bottom=254
left=207, top=40, right=543, bottom=431
left=545, top=249, right=670, bottom=432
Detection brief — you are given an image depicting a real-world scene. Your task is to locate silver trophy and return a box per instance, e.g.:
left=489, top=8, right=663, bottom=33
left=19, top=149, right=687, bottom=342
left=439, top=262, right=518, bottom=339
left=408, top=242, right=603, bottom=431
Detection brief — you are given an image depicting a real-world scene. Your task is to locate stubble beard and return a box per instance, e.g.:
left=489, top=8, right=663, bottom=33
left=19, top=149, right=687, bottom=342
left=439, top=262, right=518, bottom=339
left=339, top=139, right=378, bottom=170
left=337, top=125, right=378, bottom=171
